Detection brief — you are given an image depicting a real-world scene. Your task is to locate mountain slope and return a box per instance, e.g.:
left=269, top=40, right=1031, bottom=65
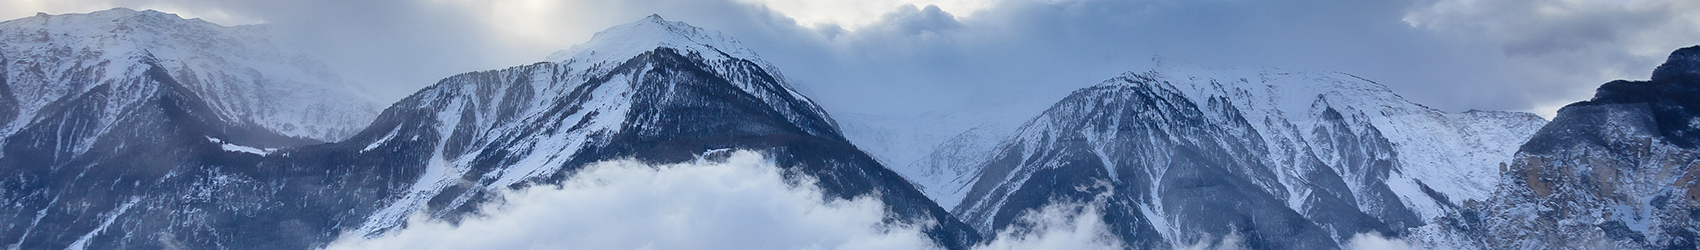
left=277, top=14, right=980, bottom=249
left=0, top=9, right=379, bottom=250
left=919, top=68, right=1546, bottom=248
left=1478, top=45, right=1700, bottom=249
left=0, top=9, right=379, bottom=143
left=0, top=14, right=982, bottom=249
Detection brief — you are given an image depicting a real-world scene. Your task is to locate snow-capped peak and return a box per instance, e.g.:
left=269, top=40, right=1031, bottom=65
left=0, top=8, right=380, bottom=143
left=3, top=8, right=234, bottom=51
left=20, top=8, right=202, bottom=27
left=545, top=14, right=760, bottom=66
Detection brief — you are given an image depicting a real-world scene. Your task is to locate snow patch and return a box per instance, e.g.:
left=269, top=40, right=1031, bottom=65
left=65, top=197, right=139, bottom=250
left=206, top=136, right=275, bottom=156
left=361, top=130, right=398, bottom=153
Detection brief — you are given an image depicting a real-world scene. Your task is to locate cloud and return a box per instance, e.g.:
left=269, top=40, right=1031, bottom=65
left=1405, top=0, right=1699, bottom=58
left=974, top=197, right=1123, bottom=250
left=1343, top=232, right=1427, bottom=250
left=1404, top=0, right=1700, bottom=116
left=322, top=151, right=939, bottom=250
left=322, top=150, right=1123, bottom=250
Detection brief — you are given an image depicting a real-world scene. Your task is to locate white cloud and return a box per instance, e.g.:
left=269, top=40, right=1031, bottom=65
left=321, top=150, right=1124, bottom=250
left=1171, top=232, right=1245, bottom=250
left=1343, top=232, right=1427, bottom=250
left=974, top=199, right=1123, bottom=250
left=322, top=151, right=938, bottom=250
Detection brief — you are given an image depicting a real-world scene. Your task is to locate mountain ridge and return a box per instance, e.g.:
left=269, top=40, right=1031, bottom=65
left=10, top=7, right=1697, bottom=250
left=0, top=8, right=380, bottom=143
left=2, top=12, right=982, bottom=249
left=918, top=68, right=1547, bottom=249
left=289, top=15, right=981, bottom=248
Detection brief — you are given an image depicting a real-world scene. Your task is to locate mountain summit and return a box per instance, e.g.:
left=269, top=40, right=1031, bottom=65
left=300, top=14, right=979, bottom=249
left=0, top=8, right=379, bottom=143
left=546, top=14, right=761, bottom=66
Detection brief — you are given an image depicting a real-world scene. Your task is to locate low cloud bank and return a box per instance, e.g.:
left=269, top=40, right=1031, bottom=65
left=975, top=198, right=1123, bottom=250
left=1344, top=232, right=1426, bottom=250
left=323, top=151, right=935, bottom=250
left=322, top=150, right=1442, bottom=250
left=323, top=151, right=1122, bottom=250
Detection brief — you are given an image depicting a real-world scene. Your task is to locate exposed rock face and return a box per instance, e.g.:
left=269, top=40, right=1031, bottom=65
left=1480, top=45, right=1700, bottom=249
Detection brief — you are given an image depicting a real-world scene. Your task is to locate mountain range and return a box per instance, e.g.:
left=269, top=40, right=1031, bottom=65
left=2, top=8, right=1697, bottom=250
left=911, top=68, right=1551, bottom=249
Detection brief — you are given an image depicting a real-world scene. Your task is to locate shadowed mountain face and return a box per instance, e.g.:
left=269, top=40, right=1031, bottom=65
left=0, top=57, right=318, bottom=250
left=1480, top=45, right=1700, bottom=249
left=2, top=13, right=980, bottom=250
left=954, top=76, right=1340, bottom=249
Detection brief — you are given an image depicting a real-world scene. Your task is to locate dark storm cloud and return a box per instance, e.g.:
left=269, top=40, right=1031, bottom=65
left=1405, top=0, right=1700, bottom=115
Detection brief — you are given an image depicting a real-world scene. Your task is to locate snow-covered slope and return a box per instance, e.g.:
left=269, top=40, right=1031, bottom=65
left=918, top=68, right=1546, bottom=248
left=0, top=8, right=379, bottom=144
left=3, top=13, right=980, bottom=250
left=0, top=9, right=380, bottom=250
left=290, top=14, right=977, bottom=249
left=337, top=14, right=836, bottom=229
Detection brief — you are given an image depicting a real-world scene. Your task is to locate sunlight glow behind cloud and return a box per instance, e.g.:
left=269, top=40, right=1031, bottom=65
left=736, top=0, right=993, bottom=29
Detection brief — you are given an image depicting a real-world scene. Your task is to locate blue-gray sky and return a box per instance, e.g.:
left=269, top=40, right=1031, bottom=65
left=5, top=0, right=1699, bottom=164
left=6, top=0, right=1696, bottom=117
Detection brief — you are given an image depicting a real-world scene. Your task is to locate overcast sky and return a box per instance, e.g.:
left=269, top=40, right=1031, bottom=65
left=7, top=0, right=1698, bottom=117
left=5, top=0, right=1700, bottom=164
